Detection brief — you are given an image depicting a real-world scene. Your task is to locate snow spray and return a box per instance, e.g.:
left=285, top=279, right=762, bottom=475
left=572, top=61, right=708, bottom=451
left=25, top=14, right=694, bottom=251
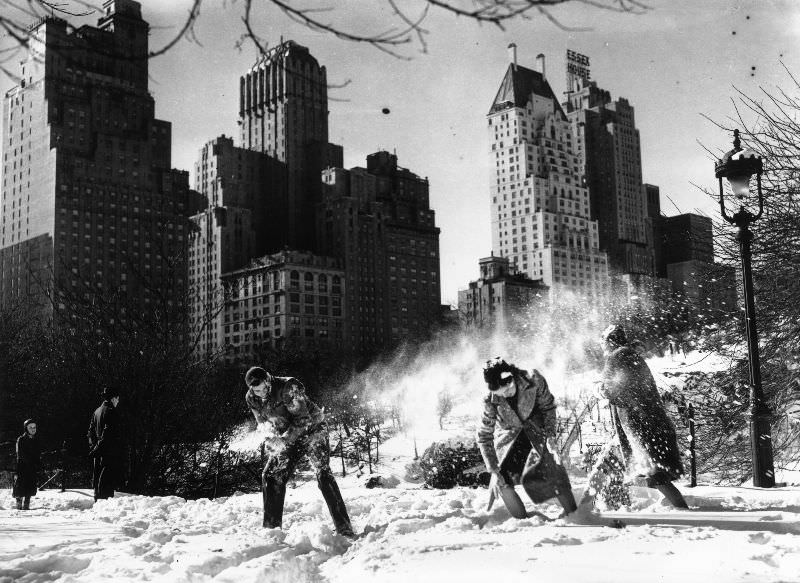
left=345, top=292, right=615, bottom=440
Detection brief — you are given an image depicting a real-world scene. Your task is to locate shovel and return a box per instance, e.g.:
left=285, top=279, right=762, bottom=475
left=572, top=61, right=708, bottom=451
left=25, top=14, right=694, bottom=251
left=486, top=475, right=527, bottom=519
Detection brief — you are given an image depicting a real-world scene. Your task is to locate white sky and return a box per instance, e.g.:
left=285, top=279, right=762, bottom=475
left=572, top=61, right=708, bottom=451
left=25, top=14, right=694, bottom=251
left=3, top=0, right=799, bottom=304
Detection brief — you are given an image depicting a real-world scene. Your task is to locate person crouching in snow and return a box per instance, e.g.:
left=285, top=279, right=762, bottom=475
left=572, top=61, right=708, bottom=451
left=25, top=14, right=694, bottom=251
left=244, top=366, right=355, bottom=537
left=13, top=419, right=40, bottom=510
left=580, top=325, right=688, bottom=509
left=477, top=358, right=578, bottom=519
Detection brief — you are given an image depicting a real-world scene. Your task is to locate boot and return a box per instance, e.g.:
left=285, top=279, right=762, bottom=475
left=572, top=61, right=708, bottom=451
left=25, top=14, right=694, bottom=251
left=556, top=490, right=578, bottom=516
left=262, top=474, right=288, bottom=529
left=317, top=468, right=354, bottom=536
left=22, top=497, right=30, bottom=510
left=656, top=482, right=689, bottom=509
left=15, top=497, right=23, bottom=510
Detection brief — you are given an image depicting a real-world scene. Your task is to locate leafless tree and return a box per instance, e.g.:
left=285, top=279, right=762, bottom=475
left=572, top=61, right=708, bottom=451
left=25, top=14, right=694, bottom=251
left=694, top=68, right=800, bottom=482
left=1, top=0, right=647, bottom=80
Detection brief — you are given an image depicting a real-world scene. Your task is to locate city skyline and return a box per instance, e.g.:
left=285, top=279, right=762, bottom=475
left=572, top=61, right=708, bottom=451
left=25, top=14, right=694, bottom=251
left=1, top=0, right=796, bottom=304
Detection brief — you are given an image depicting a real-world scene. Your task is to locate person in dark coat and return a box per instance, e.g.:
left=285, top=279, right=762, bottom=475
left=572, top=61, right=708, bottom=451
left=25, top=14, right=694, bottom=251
left=244, top=366, right=355, bottom=537
left=581, top=325, right=688, bottom=509
left=477, top=358, right=578, bottom=518
left=13, top=419, right=40, bottom=510
left=88, top=387, right=124, bottom=500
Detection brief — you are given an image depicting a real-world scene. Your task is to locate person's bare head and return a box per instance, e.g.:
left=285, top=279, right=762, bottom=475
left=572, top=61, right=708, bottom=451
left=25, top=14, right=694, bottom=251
left=245, top=366, right=272, bottom=398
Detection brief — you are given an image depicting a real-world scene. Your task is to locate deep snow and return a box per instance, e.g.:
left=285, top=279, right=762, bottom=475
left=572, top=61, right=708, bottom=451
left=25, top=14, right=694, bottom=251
left=2, top=349, right=799, bottom=582
left=2, top=482, right=800, bottom=583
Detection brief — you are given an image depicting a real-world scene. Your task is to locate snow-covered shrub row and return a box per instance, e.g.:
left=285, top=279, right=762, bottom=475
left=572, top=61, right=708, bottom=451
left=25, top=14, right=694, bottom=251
left=418, top=438, right=489, bottom=489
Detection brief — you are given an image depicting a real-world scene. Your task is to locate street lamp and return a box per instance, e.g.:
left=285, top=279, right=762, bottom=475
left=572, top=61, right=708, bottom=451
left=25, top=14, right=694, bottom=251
left=715, top=128, right=775, bottom=488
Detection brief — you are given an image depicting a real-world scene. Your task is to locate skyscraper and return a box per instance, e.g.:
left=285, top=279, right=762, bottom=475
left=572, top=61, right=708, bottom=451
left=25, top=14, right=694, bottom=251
left=564, top=51, right=652, bottom=278
left=319, top=152, right=441, bottom=354
left=192, top=43, right=441, bottom=359
left=238, top=41, right=342, bottom=252
left=0, top=1, right=192, bottom=321
left=488, top=47, right=608, bottom=297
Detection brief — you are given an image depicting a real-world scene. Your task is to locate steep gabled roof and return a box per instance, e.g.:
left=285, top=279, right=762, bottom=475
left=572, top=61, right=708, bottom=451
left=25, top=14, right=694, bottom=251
left=488, top=64, right=565, bottom=118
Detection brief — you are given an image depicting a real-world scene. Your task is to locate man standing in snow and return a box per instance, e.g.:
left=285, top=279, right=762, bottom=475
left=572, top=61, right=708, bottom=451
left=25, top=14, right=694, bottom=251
left=88, top=387, right=124, bottom=500
left=581, top=325, right=688, bottom=509
left=244, top=366, right=355, bottom=537
left=477, top=358, right=579, bottom=518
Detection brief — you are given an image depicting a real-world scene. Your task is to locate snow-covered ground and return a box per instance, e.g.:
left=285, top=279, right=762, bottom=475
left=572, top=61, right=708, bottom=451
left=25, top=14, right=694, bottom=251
left=3, top=349, right=799, bottom=582
left=2, top=480, right=800, bottom=583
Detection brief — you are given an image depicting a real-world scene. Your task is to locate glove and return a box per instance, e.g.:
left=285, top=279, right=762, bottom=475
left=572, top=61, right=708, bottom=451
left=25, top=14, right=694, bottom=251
left=489, top=470, right=506, bottom=494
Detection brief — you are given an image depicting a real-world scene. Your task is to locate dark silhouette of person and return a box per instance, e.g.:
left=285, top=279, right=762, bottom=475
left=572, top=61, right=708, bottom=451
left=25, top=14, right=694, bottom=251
left=13, top=419, right=40, bottom=510
left=88, top=387, right=124, bottom=500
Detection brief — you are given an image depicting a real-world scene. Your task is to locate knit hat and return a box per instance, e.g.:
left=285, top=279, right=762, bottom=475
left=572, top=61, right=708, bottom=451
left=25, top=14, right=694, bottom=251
left=245, top=366, right=271, bottom=387
left=23, top=418, right=36, bottom=430
left=602, top=324, right=628, bottom=347
left=483, top=357, right=515, bottom=390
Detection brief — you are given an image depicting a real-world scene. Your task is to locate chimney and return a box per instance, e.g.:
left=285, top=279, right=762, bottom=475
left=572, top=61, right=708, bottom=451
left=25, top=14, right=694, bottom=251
left=536, top=53, right=546, bottom=78
left=508, top=43, right=517, bottom=70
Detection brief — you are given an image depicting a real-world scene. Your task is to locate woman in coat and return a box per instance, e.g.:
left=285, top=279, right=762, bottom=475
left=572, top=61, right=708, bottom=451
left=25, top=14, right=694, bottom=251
left=583, top=325, right=688, bottom=509
left=13, top=419, right=40, bottom=510
left=476, top=358, right=578, bottom=518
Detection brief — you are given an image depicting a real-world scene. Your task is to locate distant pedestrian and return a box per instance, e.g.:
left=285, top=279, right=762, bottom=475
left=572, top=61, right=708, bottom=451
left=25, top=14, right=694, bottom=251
left=88, top=387, right=124, bottom=500
left=580, top=325, right=688, bottom=509
left=244, top=366, right=355, bottom=537
left=477, top=358, right=579, bottom=519
left=13, top=419, right=40, bottom=510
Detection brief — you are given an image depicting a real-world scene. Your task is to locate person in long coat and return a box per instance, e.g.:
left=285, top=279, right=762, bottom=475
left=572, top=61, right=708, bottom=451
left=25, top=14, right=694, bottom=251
left=476, top=358, right=578, bottom=518
left=582, top=325, right=688, bottom=509
left=88, top=387, right=124, bottom=500
left=13, top=419, right=40, bottom=510
left=244, top=366, right=355, bottom=537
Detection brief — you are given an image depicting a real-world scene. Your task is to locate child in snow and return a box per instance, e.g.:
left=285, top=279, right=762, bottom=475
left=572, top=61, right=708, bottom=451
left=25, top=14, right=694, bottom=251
left=13, top=419, right=40, bottom=510
left=477, top=358, right=579, bottom=518
left=580, top=325, right=689, bottom=509
left=244, top=366, right=355, bottom=537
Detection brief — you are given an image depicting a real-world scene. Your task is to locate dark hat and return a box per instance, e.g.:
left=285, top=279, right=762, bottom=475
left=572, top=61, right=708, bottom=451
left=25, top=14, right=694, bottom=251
left=23, top=418, right=36, bottom=430
left=483, top=357, right=515, bottom=390
left=101, top=386, right=120, bottom=400
left=245, top=366, right=271, bottom=387
left=602, top=325, right=628, bottom=347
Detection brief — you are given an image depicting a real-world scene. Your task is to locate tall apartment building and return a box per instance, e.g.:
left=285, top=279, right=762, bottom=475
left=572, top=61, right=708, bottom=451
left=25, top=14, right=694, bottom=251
left=239, top=41, right=343, bottom=251
left=0, top=1, right=192, bottom=321
left=319, top=151, right=441, bottom=354
left=458, top=255, right=548, bottom=329
left=220, top=250, right=345, bottom=362
left=564, top=67, right=651, bottom=278
left=658, top=213, right=736, bottom=312
left=645, top=183, right=663, bottom=276
left=660, top=213, right=714, bottom=269
left=488, top=48, right=608, bottom=297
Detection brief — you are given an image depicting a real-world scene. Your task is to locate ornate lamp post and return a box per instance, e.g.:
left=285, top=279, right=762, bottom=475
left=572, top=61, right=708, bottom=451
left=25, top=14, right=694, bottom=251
left=715, top=129, right=775, bottom=488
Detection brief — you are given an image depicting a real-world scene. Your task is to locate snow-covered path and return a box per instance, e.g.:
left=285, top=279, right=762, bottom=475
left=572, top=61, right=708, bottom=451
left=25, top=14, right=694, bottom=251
left=2, top=483, right=800, bottom=583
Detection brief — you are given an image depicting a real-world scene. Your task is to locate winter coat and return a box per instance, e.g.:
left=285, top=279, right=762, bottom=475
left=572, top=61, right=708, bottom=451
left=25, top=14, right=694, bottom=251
left=601, top=345, right=683, bottom=482
left=246, top=376, right=326, bottom=449
left=13, top=432, right=40, bottom=498
left=88, top=400, right=123, bottom=460
left=476, top=369, right=557, bottom=473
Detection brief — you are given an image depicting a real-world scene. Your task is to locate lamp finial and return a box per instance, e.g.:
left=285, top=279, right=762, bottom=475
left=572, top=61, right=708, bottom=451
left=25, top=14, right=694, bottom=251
left=733, top=129, right=741, bottom=152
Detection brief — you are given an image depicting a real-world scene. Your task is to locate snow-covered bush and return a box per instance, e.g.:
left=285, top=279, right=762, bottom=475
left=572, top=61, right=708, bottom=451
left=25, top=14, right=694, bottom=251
left=419, top=438, right=489, bottom=489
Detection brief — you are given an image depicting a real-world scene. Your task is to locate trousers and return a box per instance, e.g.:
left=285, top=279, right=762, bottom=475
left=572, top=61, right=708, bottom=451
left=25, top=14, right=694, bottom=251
left=262, top=429, right=353, bottom=534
